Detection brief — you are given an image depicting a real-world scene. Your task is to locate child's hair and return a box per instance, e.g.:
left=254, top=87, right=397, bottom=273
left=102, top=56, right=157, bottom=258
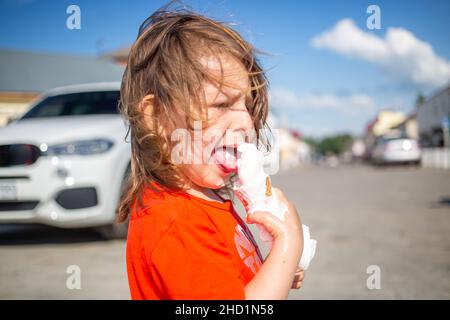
left=117, top=2, right=270, bottom=222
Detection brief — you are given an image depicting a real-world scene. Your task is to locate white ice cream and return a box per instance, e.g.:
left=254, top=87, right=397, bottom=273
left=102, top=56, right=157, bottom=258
left=233, top=143, right=317, bottom=270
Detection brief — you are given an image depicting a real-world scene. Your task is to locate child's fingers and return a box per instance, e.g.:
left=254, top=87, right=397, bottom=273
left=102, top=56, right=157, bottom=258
left=291, top=268, right=305, bottom=289
left=292, top=271, right=303, bottom=282
left=291, top=269, right=305, bottom=289
left=291, top=280, right=303, bottom=289
left=247, top=210, right=282, bottom=228
left=246, top=211, right=285, bottom=239
left=295, top=269, right=305, bottom=281
left=247, top=211, right=276, bottom=225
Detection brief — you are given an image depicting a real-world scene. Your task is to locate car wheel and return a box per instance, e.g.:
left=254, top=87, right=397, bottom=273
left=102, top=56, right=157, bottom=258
left=412, top=160, right=421, bottom=167
left=97, top=219, right=129, bottom=240
left=96, top=164, right=130, bottom=240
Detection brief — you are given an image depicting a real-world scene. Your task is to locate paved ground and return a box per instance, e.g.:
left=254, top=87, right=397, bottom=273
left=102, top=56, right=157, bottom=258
left=0, top=164, right=449, bottom=299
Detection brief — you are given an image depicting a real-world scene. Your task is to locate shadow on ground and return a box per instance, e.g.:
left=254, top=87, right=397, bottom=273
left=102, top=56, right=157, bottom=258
left=438, top=196, right=450, bottom=206
left=0, top=224, right=107, bottom=245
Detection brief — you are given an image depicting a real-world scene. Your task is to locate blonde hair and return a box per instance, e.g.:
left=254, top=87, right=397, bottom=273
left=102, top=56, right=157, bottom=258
left=117, top=3, right=270, bottom=222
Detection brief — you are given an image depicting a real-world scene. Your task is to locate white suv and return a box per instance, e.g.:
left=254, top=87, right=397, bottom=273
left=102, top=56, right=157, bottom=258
left=0, top=82, right=131, bottom=238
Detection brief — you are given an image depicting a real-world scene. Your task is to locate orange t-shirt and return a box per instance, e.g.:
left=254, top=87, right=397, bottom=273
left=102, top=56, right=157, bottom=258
left=126, top=184, right=264, bottom=300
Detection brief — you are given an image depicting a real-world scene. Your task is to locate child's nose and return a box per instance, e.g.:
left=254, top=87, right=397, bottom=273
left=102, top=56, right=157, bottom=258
left=229, top=103, right=254, bottom=133
left=222, top=106, right=255, bottom=146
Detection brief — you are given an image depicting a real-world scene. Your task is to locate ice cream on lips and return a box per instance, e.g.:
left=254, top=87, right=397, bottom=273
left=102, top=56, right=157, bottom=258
left=232, top=143, right=317, bottom=270
left=212, top=146, right=238, bottom=173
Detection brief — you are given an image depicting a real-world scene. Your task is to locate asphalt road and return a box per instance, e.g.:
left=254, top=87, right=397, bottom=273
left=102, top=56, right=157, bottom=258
left=0, top=164, right=449, bottom=299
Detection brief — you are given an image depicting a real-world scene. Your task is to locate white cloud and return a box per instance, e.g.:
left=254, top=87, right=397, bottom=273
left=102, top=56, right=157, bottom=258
left=269, top=87, right=376, bottom=113
left=311, top=19, right=450, bottom=88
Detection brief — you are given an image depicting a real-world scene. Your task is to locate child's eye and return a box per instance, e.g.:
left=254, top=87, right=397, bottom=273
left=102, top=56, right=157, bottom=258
left=212, top=103, right=229, bottom=109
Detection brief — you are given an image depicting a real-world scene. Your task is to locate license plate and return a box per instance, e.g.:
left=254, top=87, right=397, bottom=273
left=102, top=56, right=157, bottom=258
left=0, top=181, right=17, bottom=200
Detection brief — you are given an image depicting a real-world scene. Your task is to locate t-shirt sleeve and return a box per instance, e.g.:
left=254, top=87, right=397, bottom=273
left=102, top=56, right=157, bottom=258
left=146, top=216, right=246, bottom=300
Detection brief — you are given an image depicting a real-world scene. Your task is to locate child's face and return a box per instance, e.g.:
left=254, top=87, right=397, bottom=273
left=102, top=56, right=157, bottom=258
left=178, top=54, right=255, bottom=190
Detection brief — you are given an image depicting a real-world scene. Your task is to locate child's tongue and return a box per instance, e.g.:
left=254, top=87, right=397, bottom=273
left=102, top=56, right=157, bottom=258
left=213, top=148, right=237, bottom=172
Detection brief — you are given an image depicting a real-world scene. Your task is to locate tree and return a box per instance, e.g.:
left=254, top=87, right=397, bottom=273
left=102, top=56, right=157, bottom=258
left=415, top=93, right=426, bottom=108
left=304, top=134, right=353, bottom=156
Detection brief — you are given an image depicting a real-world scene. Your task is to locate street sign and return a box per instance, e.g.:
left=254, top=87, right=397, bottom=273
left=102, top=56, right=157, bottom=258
left=442, top=115, right=450, bottom=129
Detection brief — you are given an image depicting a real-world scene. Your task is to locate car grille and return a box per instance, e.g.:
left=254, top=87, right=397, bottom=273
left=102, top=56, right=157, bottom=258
left=0, top=144, right=41, bottom=167
left=0, top=200, right=39, bottom=211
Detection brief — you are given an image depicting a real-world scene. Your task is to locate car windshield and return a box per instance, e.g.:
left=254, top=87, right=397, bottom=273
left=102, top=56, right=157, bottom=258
left=21, top=91, right=120, bottom=119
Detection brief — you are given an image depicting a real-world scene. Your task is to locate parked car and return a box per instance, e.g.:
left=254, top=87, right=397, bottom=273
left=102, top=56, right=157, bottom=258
left=0, top=82, right=131, bottom=238
left=371, top=137, right=421, bottom=165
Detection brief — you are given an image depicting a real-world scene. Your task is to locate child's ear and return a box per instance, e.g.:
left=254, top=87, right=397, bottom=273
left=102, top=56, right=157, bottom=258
left=139, top=94, right=170, bottom=137
left=139, top=94, right=156, bottom=126
left=139, top=94, right=155, bottom=114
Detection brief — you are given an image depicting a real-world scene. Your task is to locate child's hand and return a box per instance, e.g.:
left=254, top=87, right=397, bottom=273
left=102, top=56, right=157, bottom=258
left=291, top=268, right=305, bottom=289
left=245, top=187, right=303, bottom=253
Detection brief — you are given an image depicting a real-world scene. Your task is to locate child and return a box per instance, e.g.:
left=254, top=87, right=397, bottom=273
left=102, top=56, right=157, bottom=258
left=118, top=5, right=304, bottom=300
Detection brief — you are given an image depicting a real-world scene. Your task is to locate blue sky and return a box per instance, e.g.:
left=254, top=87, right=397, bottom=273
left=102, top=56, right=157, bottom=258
left=1, top=0, right=449, bottom=137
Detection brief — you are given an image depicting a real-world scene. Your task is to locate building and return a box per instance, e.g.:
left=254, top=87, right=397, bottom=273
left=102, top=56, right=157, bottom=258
left=416, top=84, right=450, bottom=147
left=364, top=110, right=407, bottom=150
left=0, top=49, right=125, bottom=126
left=390, top=112, right=419, bottom=140
left=265, top=113, right=311, bottom=171
left=101, top=47, right=130, bottom=66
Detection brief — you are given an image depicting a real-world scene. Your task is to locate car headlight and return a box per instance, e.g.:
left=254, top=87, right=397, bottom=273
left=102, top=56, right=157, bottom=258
left=42, top=139, right=114, bottom=156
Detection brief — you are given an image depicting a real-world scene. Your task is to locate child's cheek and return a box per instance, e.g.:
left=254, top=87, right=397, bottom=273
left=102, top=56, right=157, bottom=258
left=201, top=165, right=226, bottom=189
